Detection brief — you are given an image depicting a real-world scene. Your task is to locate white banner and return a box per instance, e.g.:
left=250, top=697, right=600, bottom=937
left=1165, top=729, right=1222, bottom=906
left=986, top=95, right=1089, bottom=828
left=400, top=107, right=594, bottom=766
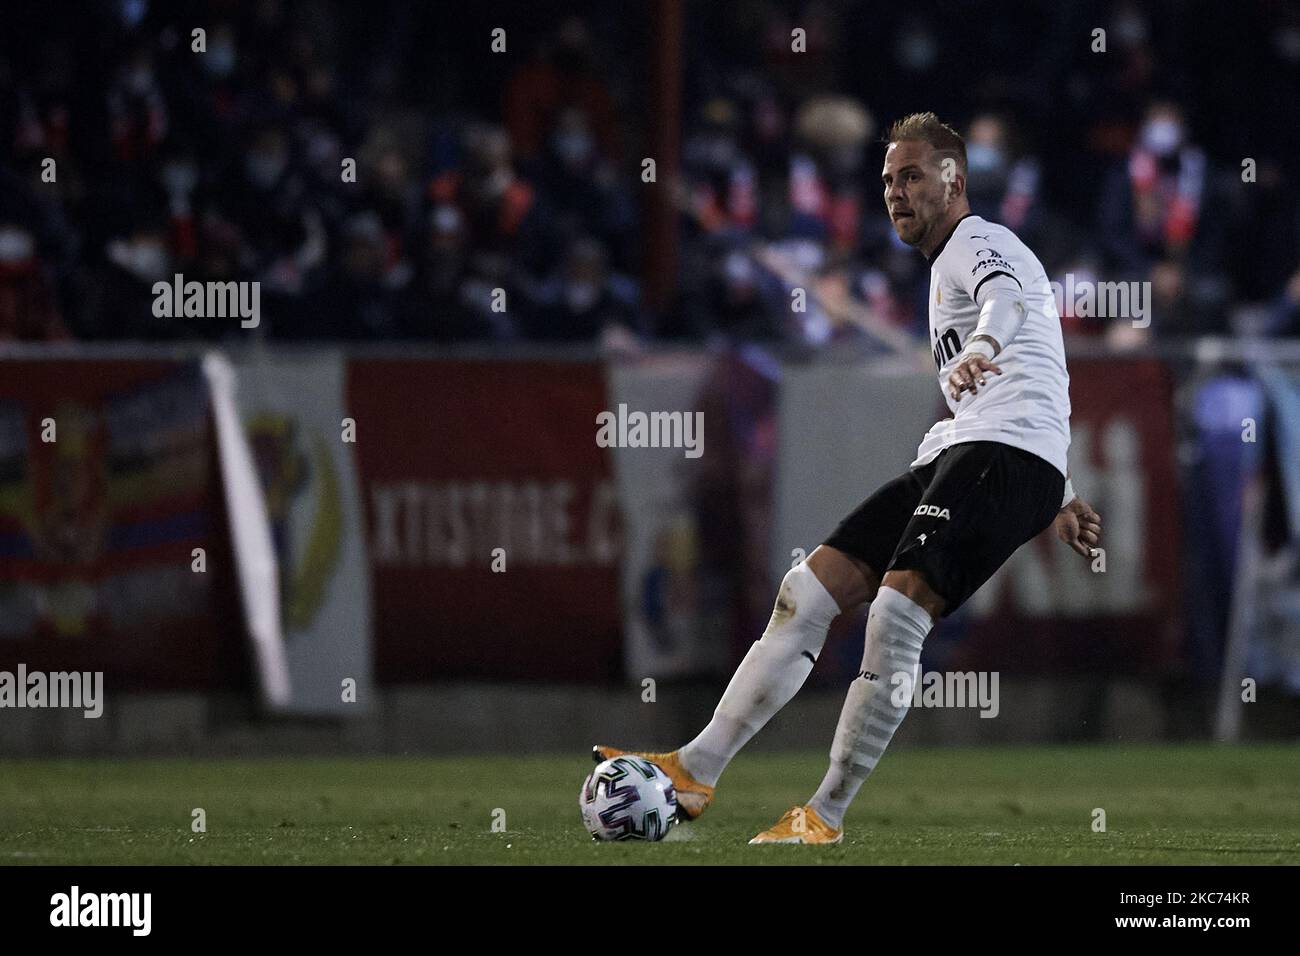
left=204, top=353, right=291, bottom=710
left=772, top=359, right=939, bottom=589
left=607, top=354, right=725, bottom=680
left=234, top=349, right=373, bottom=715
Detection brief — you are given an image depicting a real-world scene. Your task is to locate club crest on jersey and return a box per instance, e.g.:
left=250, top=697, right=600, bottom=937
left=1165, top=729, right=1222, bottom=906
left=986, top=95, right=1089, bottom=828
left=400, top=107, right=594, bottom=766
left=914, top=504, right=950, bottom=519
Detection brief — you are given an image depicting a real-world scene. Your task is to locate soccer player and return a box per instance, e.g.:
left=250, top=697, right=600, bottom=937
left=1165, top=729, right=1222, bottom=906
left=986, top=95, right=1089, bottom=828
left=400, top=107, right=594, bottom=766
left=595, top=113, right=1102, bottom=844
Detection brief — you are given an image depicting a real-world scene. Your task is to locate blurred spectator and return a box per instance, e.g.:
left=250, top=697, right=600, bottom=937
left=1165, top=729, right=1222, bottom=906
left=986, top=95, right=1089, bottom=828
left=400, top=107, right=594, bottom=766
left=0, top=1, right=1294, bottom=346
left=681, top=97, right=759, bottom=239
left=1098, top=100, right=1208, bottom=278
left=107, top=44, right=168, bottom=165
left=521, top=236, right=636, bottom=342
left=319, top=210, right=413, bottom=339
left=1266, top=266, right=1300, bottom=338
left=965, top=113, right=1044, bottom=246
left=786, top=96, right=875, bottom=257
left=0, top=221, right=70, bottom=341
left=503, top=17, right=621, bottom=168
left=535, top=107, right=637, bottom=270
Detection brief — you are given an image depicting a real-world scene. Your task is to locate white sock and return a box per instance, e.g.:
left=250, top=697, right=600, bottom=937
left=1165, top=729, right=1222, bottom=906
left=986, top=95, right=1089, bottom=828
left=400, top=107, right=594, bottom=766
left=679, top=562, right=841, bottom=786
left=808, top=586, right=933, bottom=829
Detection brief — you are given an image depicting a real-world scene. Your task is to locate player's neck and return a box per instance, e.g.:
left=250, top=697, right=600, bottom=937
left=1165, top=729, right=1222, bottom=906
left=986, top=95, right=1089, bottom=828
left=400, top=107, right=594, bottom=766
left=920, top=204, right=973, bottom=260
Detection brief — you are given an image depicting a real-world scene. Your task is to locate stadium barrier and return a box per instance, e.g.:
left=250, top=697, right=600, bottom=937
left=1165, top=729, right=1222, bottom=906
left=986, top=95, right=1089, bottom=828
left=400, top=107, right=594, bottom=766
left=0, top=338, right=1296, bottom=751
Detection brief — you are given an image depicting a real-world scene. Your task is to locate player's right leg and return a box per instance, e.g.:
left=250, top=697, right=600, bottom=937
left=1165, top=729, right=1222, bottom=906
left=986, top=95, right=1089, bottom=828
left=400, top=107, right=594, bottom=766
left=595, top=470, right=922, bottom=819
left=594, top=545, right=872, bottom=817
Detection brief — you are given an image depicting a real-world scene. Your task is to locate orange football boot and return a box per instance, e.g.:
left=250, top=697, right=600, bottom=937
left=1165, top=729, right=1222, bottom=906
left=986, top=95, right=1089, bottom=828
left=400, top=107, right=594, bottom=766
left=748, top=805, right=843, bottom=844
left=591, top=746, right=714, bottom=820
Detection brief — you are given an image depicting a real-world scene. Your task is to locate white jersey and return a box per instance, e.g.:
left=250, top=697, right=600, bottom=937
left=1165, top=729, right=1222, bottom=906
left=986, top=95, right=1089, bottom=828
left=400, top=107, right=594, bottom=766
left=912, top=213, right=1071, bottom=477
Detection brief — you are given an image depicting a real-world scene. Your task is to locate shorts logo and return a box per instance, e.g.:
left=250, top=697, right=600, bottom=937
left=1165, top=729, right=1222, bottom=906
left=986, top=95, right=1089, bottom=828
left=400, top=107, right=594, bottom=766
left=914, top=505, right=950, bottom=519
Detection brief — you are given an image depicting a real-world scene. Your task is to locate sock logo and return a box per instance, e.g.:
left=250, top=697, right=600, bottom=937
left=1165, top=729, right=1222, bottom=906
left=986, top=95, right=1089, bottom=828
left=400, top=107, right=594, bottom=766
left=857, top=670, right=879, bottom=681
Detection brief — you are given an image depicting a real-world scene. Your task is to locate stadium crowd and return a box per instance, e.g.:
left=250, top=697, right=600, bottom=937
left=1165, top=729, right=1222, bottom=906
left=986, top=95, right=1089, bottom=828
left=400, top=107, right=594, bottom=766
left=1, top=0, right=1298, bottom=347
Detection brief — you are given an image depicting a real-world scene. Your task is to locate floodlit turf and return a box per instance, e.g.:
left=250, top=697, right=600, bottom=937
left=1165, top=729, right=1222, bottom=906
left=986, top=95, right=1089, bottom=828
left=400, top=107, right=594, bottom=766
left=1, top=745, right=1298, bottom=864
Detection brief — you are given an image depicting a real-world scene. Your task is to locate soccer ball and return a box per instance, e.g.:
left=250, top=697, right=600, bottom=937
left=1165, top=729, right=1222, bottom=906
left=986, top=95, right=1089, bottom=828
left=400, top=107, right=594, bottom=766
left=579, top=755, right=678, bottom=841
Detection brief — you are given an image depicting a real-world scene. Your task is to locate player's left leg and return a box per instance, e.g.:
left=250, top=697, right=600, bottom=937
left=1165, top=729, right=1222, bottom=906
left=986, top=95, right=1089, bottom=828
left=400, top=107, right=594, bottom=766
left=799, top=569, right=940, bottom=835
left=752, top=442, right=1064, bottom=844
left=748, top=571, right=939, bottom=844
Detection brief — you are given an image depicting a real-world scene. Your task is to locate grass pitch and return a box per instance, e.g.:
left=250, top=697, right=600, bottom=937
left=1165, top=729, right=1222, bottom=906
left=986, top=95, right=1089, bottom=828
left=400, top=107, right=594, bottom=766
left=1, top=744, right=1297, bottom=865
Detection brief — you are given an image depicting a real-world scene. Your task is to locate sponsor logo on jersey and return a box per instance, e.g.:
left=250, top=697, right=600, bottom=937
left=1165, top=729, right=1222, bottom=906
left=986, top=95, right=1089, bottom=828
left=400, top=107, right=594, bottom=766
left=971, top=255, right=1013, bottom=275
left=932, top=327, right=961, bottom=369
left=914, top=504, right=951, bottom=519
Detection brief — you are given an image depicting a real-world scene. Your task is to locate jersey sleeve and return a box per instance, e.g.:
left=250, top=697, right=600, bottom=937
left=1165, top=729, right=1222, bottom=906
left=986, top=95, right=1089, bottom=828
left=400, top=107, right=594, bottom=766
left=944, top=225, right=1031, bottom=349
left=945, top=226, right=1027, bottom=305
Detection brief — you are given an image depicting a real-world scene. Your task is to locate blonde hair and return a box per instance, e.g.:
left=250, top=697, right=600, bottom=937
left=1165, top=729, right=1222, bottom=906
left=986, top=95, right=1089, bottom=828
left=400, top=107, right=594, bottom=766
left=887, top=112, right=967, bottom=175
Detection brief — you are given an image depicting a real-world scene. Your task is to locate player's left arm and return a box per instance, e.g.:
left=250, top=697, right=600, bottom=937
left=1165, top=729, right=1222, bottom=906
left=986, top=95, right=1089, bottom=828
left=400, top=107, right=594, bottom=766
left=1053, top=476, right=1102, bottom=558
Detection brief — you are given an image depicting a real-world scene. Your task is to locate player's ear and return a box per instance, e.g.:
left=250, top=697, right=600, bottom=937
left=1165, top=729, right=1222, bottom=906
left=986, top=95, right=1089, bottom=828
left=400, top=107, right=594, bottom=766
left=945, top=170, right=966, bottom=205
left=937, top=155, right=965, bottom=204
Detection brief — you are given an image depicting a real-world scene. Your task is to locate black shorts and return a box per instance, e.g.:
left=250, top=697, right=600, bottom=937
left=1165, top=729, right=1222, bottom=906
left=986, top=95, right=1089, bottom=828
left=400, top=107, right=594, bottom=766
left=823, top=441, right=1064, bottom=615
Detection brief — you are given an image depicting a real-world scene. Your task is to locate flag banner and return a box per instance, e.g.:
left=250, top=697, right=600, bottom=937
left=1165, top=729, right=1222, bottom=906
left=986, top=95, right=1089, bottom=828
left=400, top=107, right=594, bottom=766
left=234, top=350, right=370, bottom=714
left=0, top=359, right=244, bottom=690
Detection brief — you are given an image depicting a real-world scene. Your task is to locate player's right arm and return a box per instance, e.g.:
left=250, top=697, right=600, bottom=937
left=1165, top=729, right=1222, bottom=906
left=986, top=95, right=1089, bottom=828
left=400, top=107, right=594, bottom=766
left=1054, top=484, right=1102, bottom=558
left=947, top=227, right=1028, bottom=400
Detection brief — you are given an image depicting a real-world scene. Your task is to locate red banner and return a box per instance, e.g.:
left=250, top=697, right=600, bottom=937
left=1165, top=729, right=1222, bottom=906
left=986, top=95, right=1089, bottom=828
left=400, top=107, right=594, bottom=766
left=954, top=357, right=1185, bottom=675
left=0, top=360, right=244, bottom=689
left=348, top=359, right=622, bottom=683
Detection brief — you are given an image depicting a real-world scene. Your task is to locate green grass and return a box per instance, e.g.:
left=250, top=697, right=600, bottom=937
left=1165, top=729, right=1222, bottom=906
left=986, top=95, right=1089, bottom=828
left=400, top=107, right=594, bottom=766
left=1, top=745, right=1298, bottom=864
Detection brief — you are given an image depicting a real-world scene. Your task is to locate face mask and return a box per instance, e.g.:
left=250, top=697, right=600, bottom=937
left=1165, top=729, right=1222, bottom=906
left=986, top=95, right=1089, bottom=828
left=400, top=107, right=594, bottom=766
left=161, top=160, right=197, bottom=195
left=1141, top=120, right=1183, bottom=157
left=204, top=43, right=237, bottom=78
left=474, top=168, right=511, bottom=200
left=432, top=205, right=462, bottom=234
left=702, top=133, right=737, bottom=169
left=966, top=143, right=1006, bottom=176
left=828, top=144, right=862, bottom=175
left=128, top=241, right=168, bottom=281
left=554, top=130, right=594, bottom=168
left=246, top=153, right=286, bottom=188
left=0, top=228, right=34, bottom=263
left=565, top=281, right=600, bottom=312
left=1276, top=28, right=1300, bottom=63
left=1114, top=15, right=1148, bottom=45
left=117, top=0, right=147, bottom=29
left=897, top=29, right=937, bottom=71
left=125, top=67, right=153, bottom=96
